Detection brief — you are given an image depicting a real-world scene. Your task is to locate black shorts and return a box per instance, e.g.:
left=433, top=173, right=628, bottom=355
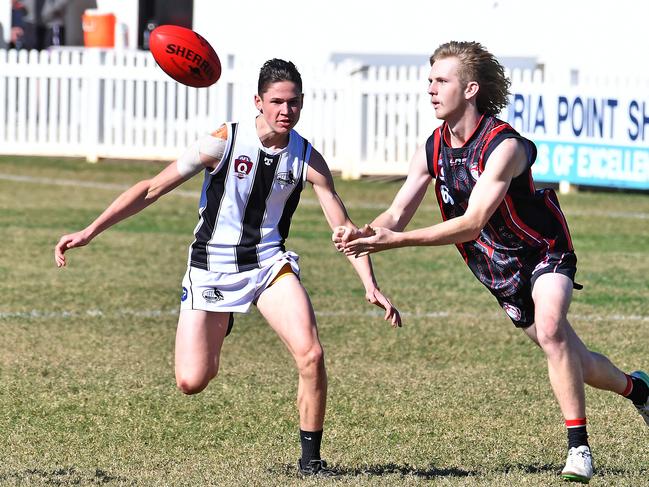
left=494, top=251, right=581, bottom=328
left=225, top=312, right=234, bottom=336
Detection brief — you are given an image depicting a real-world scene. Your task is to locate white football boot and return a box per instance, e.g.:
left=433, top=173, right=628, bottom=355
left=561, top=445, right=593, bottom=484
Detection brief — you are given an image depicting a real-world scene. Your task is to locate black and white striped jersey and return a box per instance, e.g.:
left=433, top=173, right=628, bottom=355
left=188, top=118, right=312, bottom=273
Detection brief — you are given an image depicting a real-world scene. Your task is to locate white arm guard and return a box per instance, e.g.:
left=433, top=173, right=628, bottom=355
left=176, top=134, right=227, bottom=178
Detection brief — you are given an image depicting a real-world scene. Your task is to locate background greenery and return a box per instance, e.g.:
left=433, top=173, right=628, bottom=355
left=1, top=156, right=648, bottom=486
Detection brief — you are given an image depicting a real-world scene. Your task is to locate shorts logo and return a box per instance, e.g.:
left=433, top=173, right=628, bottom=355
left=503, top=303, right=522, bottom=321
left=202, top=287, right=224, bottom=303
left=181, top=286, right=188, bottom=302
left=234, top=155, right=253, bottom=179
left=533, top=261, right=550, bottom=274
left=276, top=171, right=295, bottom=188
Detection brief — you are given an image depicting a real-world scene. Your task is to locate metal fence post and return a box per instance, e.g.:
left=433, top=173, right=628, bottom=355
left=340, top=61, right=364, bottom=180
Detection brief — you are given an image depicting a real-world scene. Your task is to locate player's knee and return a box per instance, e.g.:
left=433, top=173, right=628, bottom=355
left=177, top=376, right=209, bottom=395
left=535, top=316, right=567, bottom=349
left=176, top=369, right=216, bottom=395
left=296, top=344, right=325, bottom=378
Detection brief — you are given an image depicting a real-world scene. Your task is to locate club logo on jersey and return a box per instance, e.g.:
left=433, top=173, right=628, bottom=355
left=234, top=155, right=253, bottom=179
left=276, top=171, right=296, bottom=188
left=502, top=303, right=522, bottom=321
left=181, top=286, right=188, bottom=302
left=202, top=287, right=224, bottom=303
left=470, top=162, right=480, bottom=181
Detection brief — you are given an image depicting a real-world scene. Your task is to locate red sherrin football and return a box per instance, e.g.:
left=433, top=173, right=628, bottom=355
left=149, top=25, right=221, bottom=88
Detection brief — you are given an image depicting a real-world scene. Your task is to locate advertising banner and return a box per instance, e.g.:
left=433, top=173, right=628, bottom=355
left=504, top=86, right=649, bottom=189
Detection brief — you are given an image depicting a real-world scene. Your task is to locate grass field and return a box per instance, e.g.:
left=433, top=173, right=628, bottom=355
left=1, top=155, right=648, bottom=486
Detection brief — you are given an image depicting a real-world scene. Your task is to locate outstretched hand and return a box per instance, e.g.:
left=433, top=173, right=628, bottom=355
left=334, top=225, right=397, bottom=257
left=365, top=287, right=402, bottom=328
left=332, top=225, right=402, bottom=327
left=54, top=231, right=91, bottom=267
left=332, top=224, right=375, bottom=253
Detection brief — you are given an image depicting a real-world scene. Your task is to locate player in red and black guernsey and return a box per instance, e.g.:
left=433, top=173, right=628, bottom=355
left=333, top=41, right=649, bottom=484
left=55, top=58, right=401, bottom=478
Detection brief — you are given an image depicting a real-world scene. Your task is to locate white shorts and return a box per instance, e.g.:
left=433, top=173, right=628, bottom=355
left=180, top=251, right=300, bottom=313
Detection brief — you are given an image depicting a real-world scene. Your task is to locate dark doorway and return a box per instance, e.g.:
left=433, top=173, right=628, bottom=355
left=139, top=0, right=194, bottom=49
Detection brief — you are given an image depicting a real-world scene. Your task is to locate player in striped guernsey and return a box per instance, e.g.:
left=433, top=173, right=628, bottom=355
left=55, top=58, right=401, bottom=477
left=334, top=42, right=648, bottom=483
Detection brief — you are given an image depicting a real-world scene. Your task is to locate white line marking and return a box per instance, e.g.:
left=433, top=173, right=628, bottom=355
left=569, top=210, right=649, bottom=220
left=2, top=172, right=648, bottom=219
left=1, top=308, right=647, bottom=322
left=0, top=172, right=200, bottom=199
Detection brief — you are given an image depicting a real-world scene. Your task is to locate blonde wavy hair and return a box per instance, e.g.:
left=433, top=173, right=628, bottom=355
left=430, top=41, right=510, bottom=116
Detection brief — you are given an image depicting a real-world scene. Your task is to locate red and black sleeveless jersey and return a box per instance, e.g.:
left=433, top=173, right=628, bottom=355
left=425, top=115, right=575, bottom=298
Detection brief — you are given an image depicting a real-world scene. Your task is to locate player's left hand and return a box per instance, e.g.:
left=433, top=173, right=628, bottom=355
left=365, top=287, right=402, bottom=328
left=54, top=229, right=92, bottom=267
left=343, top=226, right=397, bottom=257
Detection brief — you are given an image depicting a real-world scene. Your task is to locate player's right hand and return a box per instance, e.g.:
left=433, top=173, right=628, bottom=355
left=332, top=224, right=375, bottom=252
left=54, top=231, right=90, bottom=267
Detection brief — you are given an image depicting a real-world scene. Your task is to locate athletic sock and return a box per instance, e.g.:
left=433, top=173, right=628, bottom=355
left=622, top=374, right=649, bottom=405
left=566, top=418, right=589, bottom=449
left=299, top=429, right=323, bottom=464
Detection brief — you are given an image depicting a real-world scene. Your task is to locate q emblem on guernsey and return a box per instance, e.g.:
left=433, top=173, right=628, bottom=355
left=234, top=155, right=253, bottom=179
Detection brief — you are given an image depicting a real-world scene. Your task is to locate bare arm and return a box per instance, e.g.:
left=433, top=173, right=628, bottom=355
left=306, top=149, right=401, bottom=327
left=370, top=143, right=433, bottom=230
left=343, top=138, right=528, bottom=255
left=331, top=142, right=432, bottom=250
left=54, top=134, right=226, bottom=267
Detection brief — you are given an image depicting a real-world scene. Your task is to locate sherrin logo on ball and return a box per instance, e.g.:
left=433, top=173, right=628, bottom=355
left=164, top=42, right=217, bottom=82
left=149, top=25, right=221, bottom=88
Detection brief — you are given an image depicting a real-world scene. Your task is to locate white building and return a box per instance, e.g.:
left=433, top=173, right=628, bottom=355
left=3, top=0, right=648, bottom=77
left=1, top=0, right=648, bottom=189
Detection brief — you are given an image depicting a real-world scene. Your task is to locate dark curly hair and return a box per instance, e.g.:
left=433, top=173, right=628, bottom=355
left=430, top=41, right=510, bottom=116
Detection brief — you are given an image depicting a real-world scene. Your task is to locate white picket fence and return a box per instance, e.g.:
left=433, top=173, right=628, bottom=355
left=0, top=48, right=445, bottom=177
left=7, top=48, right=646, bottom=188
left=0, top=48, right=232, bottom=162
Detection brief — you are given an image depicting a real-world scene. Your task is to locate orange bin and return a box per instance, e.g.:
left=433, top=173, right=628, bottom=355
left=82, top=10, right=116, bottom=47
